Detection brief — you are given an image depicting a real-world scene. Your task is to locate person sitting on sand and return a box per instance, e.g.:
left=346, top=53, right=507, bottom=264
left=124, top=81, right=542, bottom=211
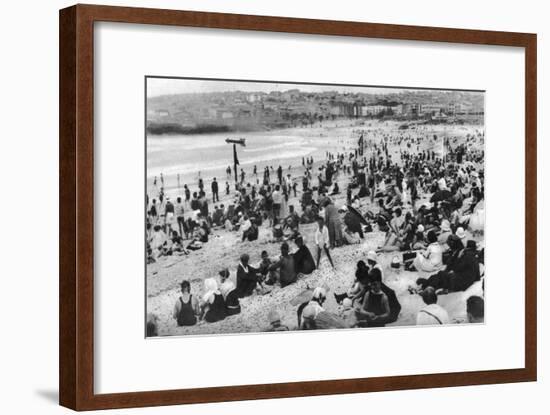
left=292, top=236, right=315, bottom=275
left=299, top=287, right=327, bottom=330
left=265, top=309, right=289, bottom=332
left=283, top=206, right=300, bottom=240
left=343, top=224, right=361, bottom=245
left=149, top=225, right=167, bottom=259
left=272, top=219, right=284, bottom=241
left=377, top=207, right=406, bottom=252
left=201, top=278, right=226, bottom=323
left=315, top=216, right=335, bottom=269
left=146, top=313, right=159, bottom=337
left=438, top=219, right=453, bottom=245
left=268, top=242, right=297, bottom=288
left=417, top=239, right=480, bottom=293
left=241, top=215, right=259, bottom=242
left=258, top=250, right=279, bottom=285
left=356, top=269, right=390, bottom=328
left=383, top=185, right=403, bottom=211
left=412, top=230, right=443, bottom=272
left=334, top=261, right=369, bottom=306
left=366, top=250, right=384, bottom=278
left=299, top=203, right=317, bottom=224
left=173, top=280, right=199, bottom=327
left=411, top=224, right=427, bottom=250
left=218, top=268, right=241, bottom=316
left=342, top=205, right=364, bottom=239
left=330, top=181, right=340, bottom=195
left=235, top=253, right=262, bottom=298
left=170, top=230, right=188, bottom=255
left=467, top=295, right=484, bottom=323
left=416, top=287, right=449, bottom=325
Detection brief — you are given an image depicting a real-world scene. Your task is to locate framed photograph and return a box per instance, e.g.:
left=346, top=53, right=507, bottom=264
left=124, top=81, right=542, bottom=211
left=59, top=4, right=537, bottom=411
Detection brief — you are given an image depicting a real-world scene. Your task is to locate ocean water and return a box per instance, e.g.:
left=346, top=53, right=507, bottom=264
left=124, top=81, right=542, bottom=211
left=146, top=127, right=348, bottom=194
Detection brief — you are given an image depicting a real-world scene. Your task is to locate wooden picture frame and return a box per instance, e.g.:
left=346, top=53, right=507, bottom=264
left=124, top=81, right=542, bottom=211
left=59, top=4, right=537, bottom=411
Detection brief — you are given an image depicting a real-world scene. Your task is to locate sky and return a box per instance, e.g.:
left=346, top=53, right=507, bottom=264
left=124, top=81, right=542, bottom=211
left=146, top=77, right=426, bottom=98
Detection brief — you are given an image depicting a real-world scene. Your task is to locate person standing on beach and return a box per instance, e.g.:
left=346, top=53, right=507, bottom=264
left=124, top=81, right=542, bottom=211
left=272, top=185, right=283, bottom=221
left=175, top=197, right=187, bottom=239
left=277, top=165, right=283, bottom=184
left=315, top=216, right=335, bottom=269
left=211, top=178, right=219, bottom=203
left=225, top=181, right=230, bottom=195
left=164, top=197, right=175, bottom=235
left=184, top=184, right=190, bottom=206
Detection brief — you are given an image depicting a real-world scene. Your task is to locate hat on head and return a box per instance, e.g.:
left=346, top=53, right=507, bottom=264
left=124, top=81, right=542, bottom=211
left=417, top=224, right=425, bottom=233
left=367, top=251, right=377, bottom=262
left=455, top=227, right=466, bottom=240
left=218, top=268, right=230, bottom=279
left=440, top=219, right=451, bottom=232
left=391, top=256, right=401, bottom=269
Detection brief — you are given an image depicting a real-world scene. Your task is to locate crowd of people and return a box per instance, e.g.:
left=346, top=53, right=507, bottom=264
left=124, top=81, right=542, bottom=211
left=146, top=122, right=486, bottom=335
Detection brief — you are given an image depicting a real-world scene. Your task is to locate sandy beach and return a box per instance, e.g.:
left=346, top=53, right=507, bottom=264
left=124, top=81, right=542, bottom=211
left=146, top=119, right=484, bottom=337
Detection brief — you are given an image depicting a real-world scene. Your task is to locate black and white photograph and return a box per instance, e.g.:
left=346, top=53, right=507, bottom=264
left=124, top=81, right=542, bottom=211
left=145, top=77, right=486, bottom=337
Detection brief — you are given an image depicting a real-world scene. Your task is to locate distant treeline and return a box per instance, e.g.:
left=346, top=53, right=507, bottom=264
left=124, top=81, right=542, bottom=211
left=147, top=123, right=232, bottom=135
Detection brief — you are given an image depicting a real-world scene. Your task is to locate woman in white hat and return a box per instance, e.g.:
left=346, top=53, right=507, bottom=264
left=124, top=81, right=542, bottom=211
left=412, top=230, right=444, bottom=273
left=455, top=226, right=467, bottom=242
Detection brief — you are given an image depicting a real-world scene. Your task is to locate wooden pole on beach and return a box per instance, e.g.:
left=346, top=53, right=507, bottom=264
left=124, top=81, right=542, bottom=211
left=233, top=144, right=238, bottom=184
left=226, top=138, right=246, bottom=186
